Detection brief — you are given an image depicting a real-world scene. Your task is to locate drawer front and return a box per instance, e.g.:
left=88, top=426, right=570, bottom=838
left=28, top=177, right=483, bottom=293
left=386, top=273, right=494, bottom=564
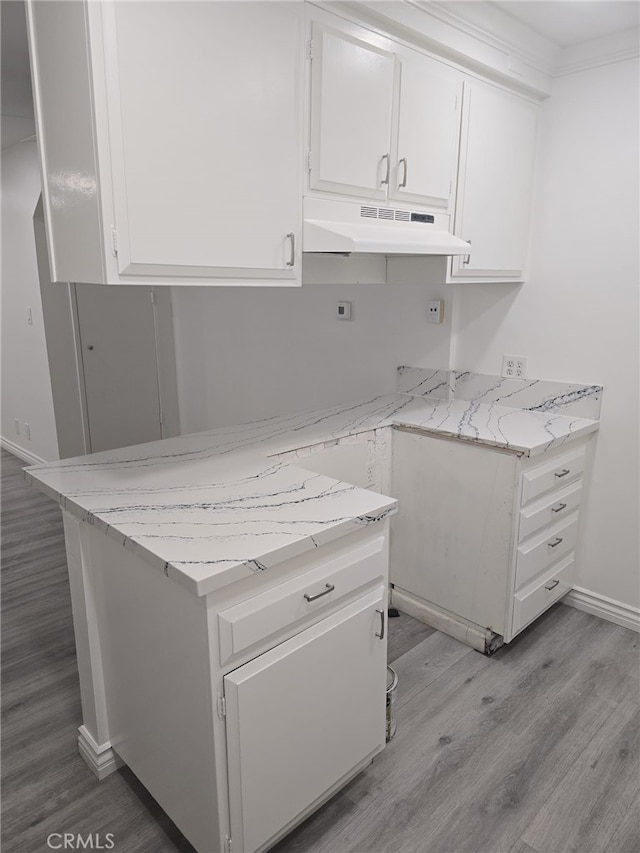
left=513, top=553, right=576, bottom=635
left=521, top=446, right=586, bottom=507
left=518, top=480, right=582, bottom=542
left=515, top=512, right=579, bottom=589
left=218, top=532, right=387, bottom=664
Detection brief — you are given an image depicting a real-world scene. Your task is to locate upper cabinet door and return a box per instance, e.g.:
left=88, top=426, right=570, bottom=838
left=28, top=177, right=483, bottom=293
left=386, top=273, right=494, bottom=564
left=390, top=53, right=462, bottom=211
left=450, top=80, right=538, bottom=281
left=309, top=24, right=395, bottom=200
left=102, top=1, right=303, bottom=282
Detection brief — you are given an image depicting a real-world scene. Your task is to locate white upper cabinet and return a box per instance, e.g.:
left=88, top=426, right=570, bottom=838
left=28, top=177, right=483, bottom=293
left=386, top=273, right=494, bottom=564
left=309, top=24, right=396, bottom=200
left=308, top=20, right=462, bottom=213
left=28, top=0, right=304, bottom=285
left=450, top=79, right=539, bottom=281
left=389, top=51, right=462, bottom=210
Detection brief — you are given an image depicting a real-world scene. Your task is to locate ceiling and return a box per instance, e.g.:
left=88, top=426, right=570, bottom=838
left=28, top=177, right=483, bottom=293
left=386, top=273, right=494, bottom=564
left=493, top=0, right=640, bottom=48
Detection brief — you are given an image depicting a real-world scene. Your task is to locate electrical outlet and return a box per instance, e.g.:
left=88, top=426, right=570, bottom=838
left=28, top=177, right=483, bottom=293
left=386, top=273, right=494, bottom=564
left=501, top=355, right=528, bottom=380
left=24, top=423, right=31, bottom=441
left=14, top=419, right=20, bottom=435
left=427, top=299, right=444, bottom=324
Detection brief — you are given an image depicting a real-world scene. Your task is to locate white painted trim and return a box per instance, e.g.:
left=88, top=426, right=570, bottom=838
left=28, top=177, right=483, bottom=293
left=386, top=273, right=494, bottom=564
left=0, top=437, right=47, bottom=466
left=564, top=587, right=640, bottom=633
left=77, top=725, right=123, bottom=780
left=335, top=1, right=638, bottom=91
left=556, top=28, right=640, bottom=77
left=332, top=0, right=554, bottom=96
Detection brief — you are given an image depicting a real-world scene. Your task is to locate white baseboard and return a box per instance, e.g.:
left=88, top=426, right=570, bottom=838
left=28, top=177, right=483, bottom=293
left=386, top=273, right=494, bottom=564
left=0, top=436, right=46, bottom=466
left=78, top=725, right=124, bottom=780
left=564, top=587, right=640, bottom=633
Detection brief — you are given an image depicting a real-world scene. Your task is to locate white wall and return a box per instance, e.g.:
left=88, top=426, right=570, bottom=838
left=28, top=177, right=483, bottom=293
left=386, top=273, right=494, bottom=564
left=171, top=276, right=453, bottom=434
left=454, top=58, right=640, bottom=609
left=1, top=140, right=59, bottom=462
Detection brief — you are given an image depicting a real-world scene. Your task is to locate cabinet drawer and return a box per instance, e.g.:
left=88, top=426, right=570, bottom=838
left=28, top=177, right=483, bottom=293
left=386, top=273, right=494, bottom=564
left=518, top=480, right=582, bottom=542
left=521, top=446, right=586, bottom=506
left=513, top=553, right=575, bottom=635
left=218, top=532, right=387, bottom=665
left=515, top=512, right=579, bottom=589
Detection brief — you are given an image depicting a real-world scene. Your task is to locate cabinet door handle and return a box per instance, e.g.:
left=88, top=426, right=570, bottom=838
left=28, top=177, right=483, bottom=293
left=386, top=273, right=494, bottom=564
left=551, top=502, right=567, bottom=514
left=381, top=153, right=390, bottom=185
left=303, top=583, right=334, bottom=602
left=548, top=537, right=563, bottom=549
left=286, top=232, right=295, bottom=268
left=555, top=468, right=570, bottom=479
left=399, top=157, right=408, bottom=188
left=375, top=608, right=385, bottom=640
left=545, top=579, right=560, bottom=591
left=462, top=239, right=472, bottom=266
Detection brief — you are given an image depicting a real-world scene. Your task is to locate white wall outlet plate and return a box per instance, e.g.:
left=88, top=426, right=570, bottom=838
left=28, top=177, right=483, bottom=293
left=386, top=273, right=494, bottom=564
left=501, top=355, right=528, bottom=380
left=427, top=299, right=444, bottom=324
left=336, top=301, right=352, bottom=320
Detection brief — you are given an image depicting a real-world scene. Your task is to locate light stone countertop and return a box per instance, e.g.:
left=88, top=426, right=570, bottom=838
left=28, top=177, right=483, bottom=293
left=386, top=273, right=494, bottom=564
left=26, top=381, right=600, bottom=597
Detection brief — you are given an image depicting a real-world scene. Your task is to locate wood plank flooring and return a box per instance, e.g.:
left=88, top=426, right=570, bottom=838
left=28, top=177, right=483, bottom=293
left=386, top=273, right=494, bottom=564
left=2, top=448, right=639, bottom=853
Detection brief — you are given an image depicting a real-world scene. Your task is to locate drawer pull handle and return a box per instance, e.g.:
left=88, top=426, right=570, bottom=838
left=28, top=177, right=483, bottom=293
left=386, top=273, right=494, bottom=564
left=375, top=608, right=385, bottom=640
left=555, top=468, right=570, bottom=479
left=551, top=502, right=567, bottom=513
left=303, top=583, right=335, bottom=603
left=545, top=579, right=560, bottom=591
left=548, top=537, right=563, bottom=549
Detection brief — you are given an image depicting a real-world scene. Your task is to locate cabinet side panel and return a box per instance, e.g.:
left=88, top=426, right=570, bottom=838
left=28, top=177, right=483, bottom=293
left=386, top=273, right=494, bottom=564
left=89, top=528, right=220, bottom=852
left=390, top=430, right=516, bottom=634
left=26, top=0, right=105, bottom=283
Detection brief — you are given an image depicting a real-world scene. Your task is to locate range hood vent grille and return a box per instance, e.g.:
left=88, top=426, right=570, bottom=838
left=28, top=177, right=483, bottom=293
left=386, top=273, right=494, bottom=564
left=359, top=205, right=416, bottom=223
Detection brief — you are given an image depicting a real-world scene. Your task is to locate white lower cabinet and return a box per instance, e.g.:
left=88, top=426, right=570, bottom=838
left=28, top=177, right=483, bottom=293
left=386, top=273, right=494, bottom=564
left=390, top=429, right=590, bottom=652
left=79, top=519, right=389, bottom=853
left=225, top=587, right=386, bottom=853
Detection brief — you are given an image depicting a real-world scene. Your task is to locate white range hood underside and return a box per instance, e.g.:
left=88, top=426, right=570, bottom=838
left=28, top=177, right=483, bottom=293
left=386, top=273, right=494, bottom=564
left=302, top=198, right=471, bottom=256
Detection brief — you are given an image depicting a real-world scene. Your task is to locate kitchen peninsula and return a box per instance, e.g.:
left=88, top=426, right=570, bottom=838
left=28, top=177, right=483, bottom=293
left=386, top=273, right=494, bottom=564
left=25, top=368, right=601, bottom=853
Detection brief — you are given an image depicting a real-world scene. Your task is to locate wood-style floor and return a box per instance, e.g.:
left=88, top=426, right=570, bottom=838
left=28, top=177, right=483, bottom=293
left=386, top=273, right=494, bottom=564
left=2, top=448, right=639, bottom=853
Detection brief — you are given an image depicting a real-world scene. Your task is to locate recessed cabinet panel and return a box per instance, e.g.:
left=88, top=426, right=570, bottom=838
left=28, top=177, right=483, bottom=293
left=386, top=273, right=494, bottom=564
left=104, top=1, right=302, bottom=279
left=225, top=587, right=387, bottom=853
left=451, top=79, right=538, bottom=280
left=390, top=54, right=461, bottom=209
left=310, top=25, right=395, bottom=199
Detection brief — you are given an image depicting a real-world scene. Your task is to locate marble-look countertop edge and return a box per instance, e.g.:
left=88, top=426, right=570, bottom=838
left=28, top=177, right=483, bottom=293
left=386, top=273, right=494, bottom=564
left=391, top=414, right=600, bottom=457
left=25, top=391, right=598, bottom=598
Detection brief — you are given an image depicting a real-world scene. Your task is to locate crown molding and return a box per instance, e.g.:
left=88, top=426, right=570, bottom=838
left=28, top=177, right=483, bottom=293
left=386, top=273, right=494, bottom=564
left=332, top=2, right=639, bottom=94
left=420, top=1, right=560, bottom=74
left=334, top=0, right=554, bottom=96
left=556, top=27, right=640, bottom=76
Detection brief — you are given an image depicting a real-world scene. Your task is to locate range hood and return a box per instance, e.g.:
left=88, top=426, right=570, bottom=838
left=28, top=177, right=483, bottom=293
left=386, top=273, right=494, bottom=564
left=303, top=198, right=471, bottom=256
